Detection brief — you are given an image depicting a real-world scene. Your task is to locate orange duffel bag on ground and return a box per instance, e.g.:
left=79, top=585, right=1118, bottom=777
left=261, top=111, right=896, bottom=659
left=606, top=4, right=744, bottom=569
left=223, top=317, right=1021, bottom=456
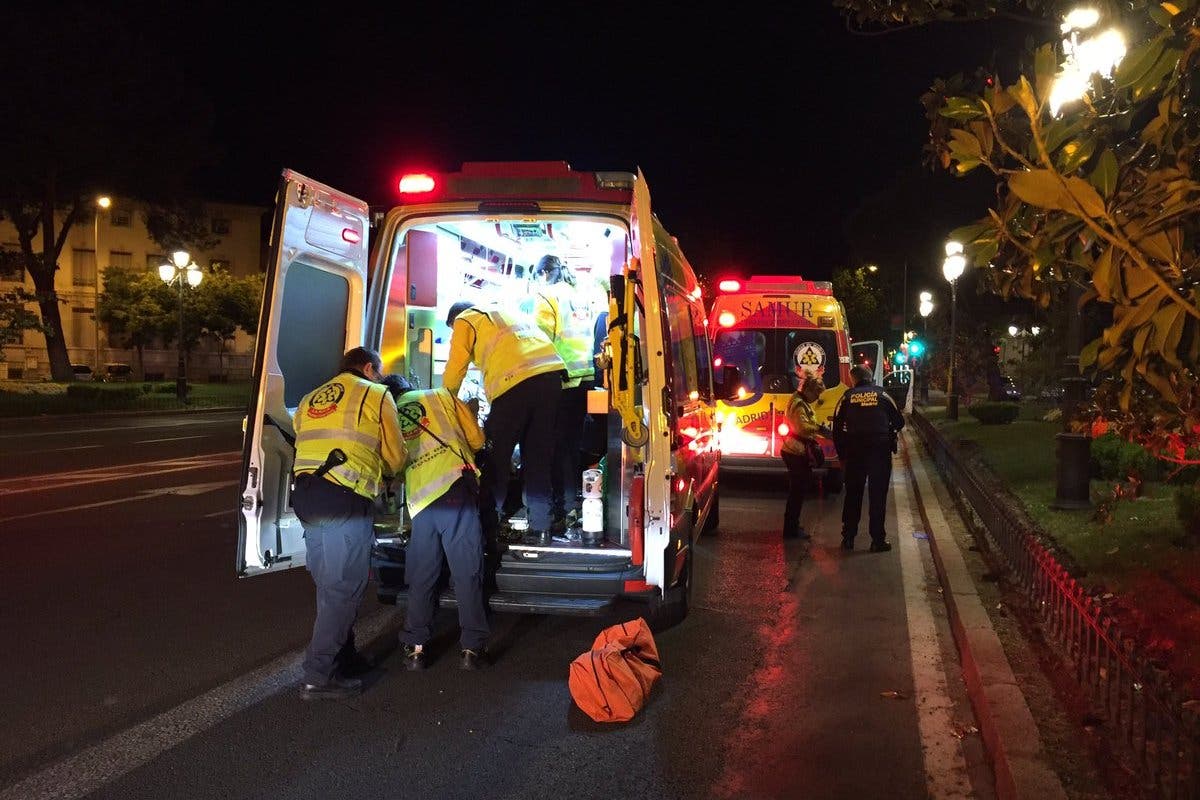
left=569, top=617, right=662, bottom=723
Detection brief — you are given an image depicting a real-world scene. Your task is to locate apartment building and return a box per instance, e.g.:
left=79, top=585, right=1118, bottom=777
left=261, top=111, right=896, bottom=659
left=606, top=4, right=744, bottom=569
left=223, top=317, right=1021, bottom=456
left=0, top=198, right=266, bottom=380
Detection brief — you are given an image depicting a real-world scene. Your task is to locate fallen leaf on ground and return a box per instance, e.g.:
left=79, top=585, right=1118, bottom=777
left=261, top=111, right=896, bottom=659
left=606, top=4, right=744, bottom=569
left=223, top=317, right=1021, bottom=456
left=1106, top=547, right=1120, bottom=555
left=951, top=723, right=979, bottom=739
left=880, top=690, right=908, bottom=700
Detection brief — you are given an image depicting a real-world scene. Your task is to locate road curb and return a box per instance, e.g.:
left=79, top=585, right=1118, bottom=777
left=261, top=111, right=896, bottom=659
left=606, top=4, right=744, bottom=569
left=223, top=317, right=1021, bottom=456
left=1, top=406, right=244, bottom=424
left=903, top=431, right=1068, bottom=800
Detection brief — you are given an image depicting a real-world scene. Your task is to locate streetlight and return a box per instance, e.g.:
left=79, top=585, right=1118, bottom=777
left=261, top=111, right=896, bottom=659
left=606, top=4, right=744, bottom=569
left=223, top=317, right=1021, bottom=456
left=159, top=250, right=203, bottom=402
left=1049, top=7, right=1127, bottom=116
left=93, top=195, right=111, bottom=373
left=866, top=264, right=878, bottom=273
left=917, top=293, right=934, bottom=403
left=942, top=241, right=967, bottom=420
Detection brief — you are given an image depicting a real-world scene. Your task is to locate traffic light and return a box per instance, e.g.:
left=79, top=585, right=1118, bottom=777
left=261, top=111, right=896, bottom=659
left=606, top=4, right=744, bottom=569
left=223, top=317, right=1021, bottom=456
left=894, top=351, right=909, bottom=366
left=908, top=339, right=925, bottom=358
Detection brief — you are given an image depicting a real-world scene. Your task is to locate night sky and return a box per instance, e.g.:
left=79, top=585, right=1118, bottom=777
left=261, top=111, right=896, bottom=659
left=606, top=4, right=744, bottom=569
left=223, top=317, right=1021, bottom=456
left=14, top=2, right=1027, bottom=283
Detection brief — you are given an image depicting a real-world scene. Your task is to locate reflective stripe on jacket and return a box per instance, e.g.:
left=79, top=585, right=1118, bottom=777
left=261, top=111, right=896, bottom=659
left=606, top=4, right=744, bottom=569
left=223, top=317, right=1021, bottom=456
left=528, top=287, right=595, bottom=385
left=442, top=307, right=565, bottom=402
left=293, top=371, right=405, bottom=500
left=396, top=387, right=485, bottom=518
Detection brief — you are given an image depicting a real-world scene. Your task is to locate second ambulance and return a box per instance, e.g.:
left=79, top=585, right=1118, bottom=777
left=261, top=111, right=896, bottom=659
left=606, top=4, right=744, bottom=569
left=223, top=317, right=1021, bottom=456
left=710, top=275, right=881, bottom=492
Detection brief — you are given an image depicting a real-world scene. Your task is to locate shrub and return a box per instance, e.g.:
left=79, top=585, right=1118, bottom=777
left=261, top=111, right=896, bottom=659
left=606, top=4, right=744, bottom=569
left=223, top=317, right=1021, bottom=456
left=1091, top=433, right=1163, bottom=482
left=1177, top=484, right=1200, bottom=542
left=966, top=401, right=1020, bottom=425
left=141, top=383, right=153, bottom=394
left=65, top=384, right=101, bottom=400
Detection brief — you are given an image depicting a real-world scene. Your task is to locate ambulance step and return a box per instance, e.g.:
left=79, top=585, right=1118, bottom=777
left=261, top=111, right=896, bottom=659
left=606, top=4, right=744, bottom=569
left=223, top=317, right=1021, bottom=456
left=481, top=593, right=614, bottom=616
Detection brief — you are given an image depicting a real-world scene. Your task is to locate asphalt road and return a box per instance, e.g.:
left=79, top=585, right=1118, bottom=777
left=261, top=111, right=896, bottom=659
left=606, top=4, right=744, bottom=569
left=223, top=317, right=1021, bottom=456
left=0, top=413, right=991, bottom=799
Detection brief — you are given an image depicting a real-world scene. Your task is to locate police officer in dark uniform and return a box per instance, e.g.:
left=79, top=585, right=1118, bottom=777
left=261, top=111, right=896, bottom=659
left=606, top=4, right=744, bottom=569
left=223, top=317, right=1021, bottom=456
left=832, top=364, right=905, bottom=552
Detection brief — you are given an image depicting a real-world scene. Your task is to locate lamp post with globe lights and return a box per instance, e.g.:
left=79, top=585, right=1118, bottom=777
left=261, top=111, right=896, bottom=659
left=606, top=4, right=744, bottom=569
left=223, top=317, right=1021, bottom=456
left=159, top=251, right=203, bottom=402
left=93, top=196, right=111, bottom=373
left=918, top=292, right=934, bottom=402
left=942, top=242, right=966, bottom=420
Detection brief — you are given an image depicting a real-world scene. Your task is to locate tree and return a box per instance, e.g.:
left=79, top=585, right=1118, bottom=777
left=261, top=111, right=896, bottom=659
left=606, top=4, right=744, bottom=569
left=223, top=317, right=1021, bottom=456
left=832, top=266, right=886, bottom=340
left=837, top=0, right=1200, bottom=462
left=0, top=8, right=212, bottom=381
left=0, top=289, right=44, bottom=348
left=192, top=268, right=262, bottom=379
left=96, top=266, right=174, bottom=379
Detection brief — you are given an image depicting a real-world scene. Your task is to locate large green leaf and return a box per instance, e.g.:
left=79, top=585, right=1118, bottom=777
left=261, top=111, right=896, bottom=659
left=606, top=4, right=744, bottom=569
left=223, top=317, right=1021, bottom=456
left=1133, top=48, right=1183, bottom=102
left=1058, top=137, right=1097, bottom=174
left=1010, top=77, right=1038, bottom=119
left=1114, top=34, right=1167, bottom=90
left=1090, top=149, right=1119, bottom=198
left=939, top=97, right=985, bottom=121
left=1009, top=169, right=1064, bottom=210
left=1034, top=43, right=1058, bottom=103
left=1062, top=177, right=1107, bottom=217
left=1079, top=337, right=1102, bottom=369
left=1093, top=246, right=1117, bottom=302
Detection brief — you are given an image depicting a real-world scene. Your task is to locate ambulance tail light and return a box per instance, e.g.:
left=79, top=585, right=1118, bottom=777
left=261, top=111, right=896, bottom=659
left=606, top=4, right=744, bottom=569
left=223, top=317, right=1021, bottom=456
left=777, top=422, right=790, bottom=437
left=713, top=356, right=723, bottom=368
left=718, top=279, right=741, bottom=292
left=717, top=311, right=736, bottom=328
left=398, top=173, right=437, bottom=195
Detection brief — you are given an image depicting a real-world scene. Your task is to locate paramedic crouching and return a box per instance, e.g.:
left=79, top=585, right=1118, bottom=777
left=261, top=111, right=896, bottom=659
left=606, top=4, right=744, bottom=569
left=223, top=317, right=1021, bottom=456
left=831, top=364, right=905, bottom=553
left=383, top=376, right=490, bottom=671
left=292, top=347, right=404, bottom=700
left=443, top=302, right=566, bottom=545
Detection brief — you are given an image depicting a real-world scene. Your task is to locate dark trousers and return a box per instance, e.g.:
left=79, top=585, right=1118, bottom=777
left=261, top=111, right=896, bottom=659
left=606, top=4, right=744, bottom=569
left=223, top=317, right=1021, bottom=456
left=841, top=445, right=894, bottom=544
left=781, top=450, right=812, bottom=536
left=482, top=371, right=562, bottom=532
left=551, top=383, right=588, bottom=516
left=402, top=478, right=490, bottom=651
left=293, top=476, right=374, bottom=686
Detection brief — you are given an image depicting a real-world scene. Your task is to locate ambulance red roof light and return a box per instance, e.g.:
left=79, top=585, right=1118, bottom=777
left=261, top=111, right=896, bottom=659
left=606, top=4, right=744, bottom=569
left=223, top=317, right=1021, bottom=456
left=398, top=173, right=436, bottom=194
left=718, top=279, right=741, bottom=292
left=717, top=311, right=736, bottom=328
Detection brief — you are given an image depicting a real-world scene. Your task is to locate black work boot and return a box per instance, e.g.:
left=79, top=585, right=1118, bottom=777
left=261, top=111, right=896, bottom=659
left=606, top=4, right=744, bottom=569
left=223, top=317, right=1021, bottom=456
left=523, top=529, right=551, bottom=546
left=840, top=531, right=855, bottom=551
left=460, top=648, right=489, bottom=671
left=300, top=675, right=362, bottom=700
left=869, top=540, right=892, bottom=553
left=402, top=645, right=428, bottom=671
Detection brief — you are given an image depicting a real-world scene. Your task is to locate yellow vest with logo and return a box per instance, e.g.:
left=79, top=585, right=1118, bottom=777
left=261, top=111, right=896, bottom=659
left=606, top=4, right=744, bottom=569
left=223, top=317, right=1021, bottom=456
left=294, top=372, right=390, bottom=500
left=529, top=286, right=594, bottom=385
left=396, top=388, right=477, bottom=518
left=460, top=307, right=565, bottom=401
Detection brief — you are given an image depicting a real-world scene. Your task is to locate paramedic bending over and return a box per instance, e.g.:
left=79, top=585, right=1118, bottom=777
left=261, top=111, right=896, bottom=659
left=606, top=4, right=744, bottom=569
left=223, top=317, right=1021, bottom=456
left=443, top=302, right=567, bottom=546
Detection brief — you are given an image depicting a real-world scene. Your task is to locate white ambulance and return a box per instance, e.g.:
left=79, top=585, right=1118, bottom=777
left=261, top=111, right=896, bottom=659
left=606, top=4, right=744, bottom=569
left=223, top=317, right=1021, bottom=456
left=237, top=162, right=725, bottom=624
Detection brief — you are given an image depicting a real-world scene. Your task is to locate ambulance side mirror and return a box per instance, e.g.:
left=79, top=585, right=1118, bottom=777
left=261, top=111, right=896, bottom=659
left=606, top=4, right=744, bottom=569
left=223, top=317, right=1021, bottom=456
left=714, top=365, right=742, bottom=402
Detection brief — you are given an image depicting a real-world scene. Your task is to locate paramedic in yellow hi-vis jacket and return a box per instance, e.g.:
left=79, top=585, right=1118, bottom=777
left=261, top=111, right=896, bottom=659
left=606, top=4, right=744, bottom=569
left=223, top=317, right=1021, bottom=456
left=384, top=377, right=490, bottom=671
left=291, top=347, right=404, bottom=701
left=443, top=302, right=566, bottom=546
left=526, top=255, right=598, bottom=536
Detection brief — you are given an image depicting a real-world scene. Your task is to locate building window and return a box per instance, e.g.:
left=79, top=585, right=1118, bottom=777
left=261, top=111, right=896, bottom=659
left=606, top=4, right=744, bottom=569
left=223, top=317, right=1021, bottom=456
left=0, top=243, right=21, bottom=281
left=109, top=251, right=133, bottom=269
left=70, top=307, right=95, bottom=348
left=72, top=249, right=97, bottom=287
left=111, top=209, right=132, bottom=227
left=211, top=218, right=231, bottom=235
left=210, top=258, right=231, bottom=272
left=147, top=253, right=166, bottom=271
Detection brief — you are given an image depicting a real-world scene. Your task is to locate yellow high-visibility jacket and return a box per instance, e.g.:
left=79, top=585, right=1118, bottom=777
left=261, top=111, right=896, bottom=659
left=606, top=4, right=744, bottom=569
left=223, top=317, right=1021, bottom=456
left=293, top=371, right=406, bottom=500
left=528, top=285, right=595, bottom=386
left=395, top=387, right=485, bottom=518
left=781, top=394, right=820, bottom=458
left=442, top=307, right=565, bottom=402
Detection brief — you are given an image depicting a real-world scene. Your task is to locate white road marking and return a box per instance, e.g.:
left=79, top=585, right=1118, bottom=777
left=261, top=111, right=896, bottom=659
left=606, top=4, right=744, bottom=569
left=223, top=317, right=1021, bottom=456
left=0, top=480, right=238, bottom=523
left=894, top=442, right=974, bottom=799
left=0, top=414, right=242, bottom=439
left=133, top=435, right=207, bottom=444
left=25, top=445, right=104, bottom=455
left=0, top=451, right=240, bottom=497
left=0, top=608, right=393, bottom=800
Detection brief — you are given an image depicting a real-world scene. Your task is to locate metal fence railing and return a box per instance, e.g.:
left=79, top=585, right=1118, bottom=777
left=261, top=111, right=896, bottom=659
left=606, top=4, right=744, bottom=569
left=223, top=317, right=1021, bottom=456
left=911, top=410, right=1200, bottom=798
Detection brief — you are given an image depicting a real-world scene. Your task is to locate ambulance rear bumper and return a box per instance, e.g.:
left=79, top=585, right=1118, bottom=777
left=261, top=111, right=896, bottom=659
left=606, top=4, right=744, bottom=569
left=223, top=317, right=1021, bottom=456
left=719, top=453, right=842, bottom=476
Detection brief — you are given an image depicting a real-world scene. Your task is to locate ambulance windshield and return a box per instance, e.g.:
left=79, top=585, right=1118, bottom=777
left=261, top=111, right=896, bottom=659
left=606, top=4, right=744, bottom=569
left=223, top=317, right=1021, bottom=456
left=381, top=218, right=626, bottom=404
left=713, top=328, right=841, bottom=394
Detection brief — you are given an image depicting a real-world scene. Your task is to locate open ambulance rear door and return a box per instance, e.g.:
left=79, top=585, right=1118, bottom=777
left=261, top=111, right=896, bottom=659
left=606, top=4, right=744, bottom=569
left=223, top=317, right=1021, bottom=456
left=851, top=340, right=884, bottom=385
left=629, top=169, right=671, bottom=594
left=237, top=170, right=371, bottom=576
